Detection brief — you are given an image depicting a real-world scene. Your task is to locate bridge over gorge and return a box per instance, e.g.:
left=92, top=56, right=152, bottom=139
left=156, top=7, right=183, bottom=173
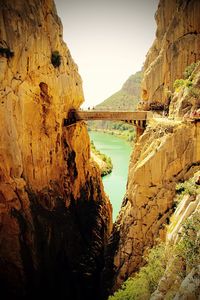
left=64, top=109, right=153, bottom=133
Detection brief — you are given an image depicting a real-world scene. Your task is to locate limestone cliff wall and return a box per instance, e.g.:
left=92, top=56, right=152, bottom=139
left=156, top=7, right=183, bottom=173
left=151, top=171, right=200, bottom=299
left=102, top=0, right=200, bottom=297
left=0, top=0, right=83, bottom=187
left=103, top=119, right=200, bottom=294
left=141, top=0, right=200, bottom=108
left=0, top=1, right=111, bottom=299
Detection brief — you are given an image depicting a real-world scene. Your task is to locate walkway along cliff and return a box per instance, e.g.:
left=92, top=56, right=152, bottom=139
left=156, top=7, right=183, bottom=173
left=0, top=1, right=111, bottom=299
left=102, top=0, right=200, bottom=298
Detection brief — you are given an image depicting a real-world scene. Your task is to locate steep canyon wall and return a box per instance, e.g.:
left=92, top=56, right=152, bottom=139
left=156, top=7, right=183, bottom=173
left=141, top=0, right=200, bottom=107
left=103, top=0, right=200, bottom=297
left=0, top=0, right=111, bottom=298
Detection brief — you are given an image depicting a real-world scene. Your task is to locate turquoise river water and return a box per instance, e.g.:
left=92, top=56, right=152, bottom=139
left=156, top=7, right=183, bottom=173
left=89, top=131, right=132, bottom=220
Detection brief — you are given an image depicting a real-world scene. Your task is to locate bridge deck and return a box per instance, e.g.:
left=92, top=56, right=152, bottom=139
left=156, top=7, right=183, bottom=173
left=74, top=110, right=151, bottom=121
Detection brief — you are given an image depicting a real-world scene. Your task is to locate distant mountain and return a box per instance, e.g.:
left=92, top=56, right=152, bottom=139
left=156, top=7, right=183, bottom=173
left=95, top=71, right=142, bottom=110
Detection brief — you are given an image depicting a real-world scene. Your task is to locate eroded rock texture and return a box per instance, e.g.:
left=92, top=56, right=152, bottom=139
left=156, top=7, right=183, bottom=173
left=102, top=0, right=200, bottom=297
left=151, top=175, right=200, bottom=300
left=0, top=1, right=111, bottom=299
left=103, top=120, right=200, bottom=295
left=169, top=62, right=200, bottom=118
left=141, top=0, right=200, bottom=108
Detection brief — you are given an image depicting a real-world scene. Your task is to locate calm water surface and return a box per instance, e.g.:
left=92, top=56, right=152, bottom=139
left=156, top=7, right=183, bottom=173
left=89, top=131, right=132, bottom=220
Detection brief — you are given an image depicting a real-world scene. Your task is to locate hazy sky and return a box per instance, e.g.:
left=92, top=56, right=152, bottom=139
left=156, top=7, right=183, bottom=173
left=55, top=0, right=159, bottom=107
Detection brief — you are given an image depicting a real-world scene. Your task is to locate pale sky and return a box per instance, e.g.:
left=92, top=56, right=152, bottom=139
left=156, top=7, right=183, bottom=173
left=55, top=0, right=159, bottom=107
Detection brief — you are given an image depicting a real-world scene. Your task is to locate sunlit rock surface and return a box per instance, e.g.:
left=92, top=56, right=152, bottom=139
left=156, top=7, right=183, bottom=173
left=103, top=119, right=200, bottom=294
left=102, top=0, right=200, bottom=297
left=151, top=172, right=200, bottom=299
left=0, top=0, right=111, bottom=298
left=141, top=0, right=200, bottom=108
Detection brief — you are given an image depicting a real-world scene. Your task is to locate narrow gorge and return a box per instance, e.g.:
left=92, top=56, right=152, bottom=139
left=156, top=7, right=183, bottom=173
left=0, top=0, right=199, bottom=299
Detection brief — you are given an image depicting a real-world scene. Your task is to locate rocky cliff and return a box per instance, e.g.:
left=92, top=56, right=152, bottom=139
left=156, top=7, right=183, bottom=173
left=104, top=118, right=200, bottom=295
left=141, top=0, right=200, bottom=108
left=106, top=171, right=200, bottom=299
left=102, top=0, right=200, bottom=297
left=0, top=1, right=111, bottom=299
left=150, top=171, right=200, bottom=300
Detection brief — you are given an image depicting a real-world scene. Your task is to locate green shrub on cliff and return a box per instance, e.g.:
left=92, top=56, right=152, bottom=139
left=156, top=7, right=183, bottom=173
left=109, top=243, right=166, bottom=300
left=90, top=140, right=113, bottom=176
left=51, top=50, right=61, bottom=67
left=175, top=212, right=200, bottom=273
left=109, top=213, right=200, bottom=300
left=173, top=78, right=193, bottom=92
left=109, top=177, right=200, bottom=300
left=175, top=175, right=200, bottom=204
left=173, top=61, right=200, bottom=92
left=183, top=62, right=199, bottom=79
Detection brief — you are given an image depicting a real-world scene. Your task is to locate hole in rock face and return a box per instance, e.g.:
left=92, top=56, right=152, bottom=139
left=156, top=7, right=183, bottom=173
left=0, top=47, right=14, bottom=58
left=49, top=150, right=53, bottom=164
left=142, top=89, right=148, bottom=99
left=39, top=82, right=48, bottom=94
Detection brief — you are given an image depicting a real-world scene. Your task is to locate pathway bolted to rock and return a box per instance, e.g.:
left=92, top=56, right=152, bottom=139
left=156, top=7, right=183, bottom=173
left=65, top=109, right=153, bottom=132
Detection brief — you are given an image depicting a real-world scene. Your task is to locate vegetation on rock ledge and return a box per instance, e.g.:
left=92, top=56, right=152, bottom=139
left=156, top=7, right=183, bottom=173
left=176, top=174, right=200, bottom=199
left=91, top=140, right=113, bottom=177
left=173, top=61, right=200, bottom=93
left=109, top=173, right=200, bottom=300
left=51, top=50, right=61, bottom=67
left=109, top=243, right=167, bottom=300
left=109, top=212, right=200, bottom=300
